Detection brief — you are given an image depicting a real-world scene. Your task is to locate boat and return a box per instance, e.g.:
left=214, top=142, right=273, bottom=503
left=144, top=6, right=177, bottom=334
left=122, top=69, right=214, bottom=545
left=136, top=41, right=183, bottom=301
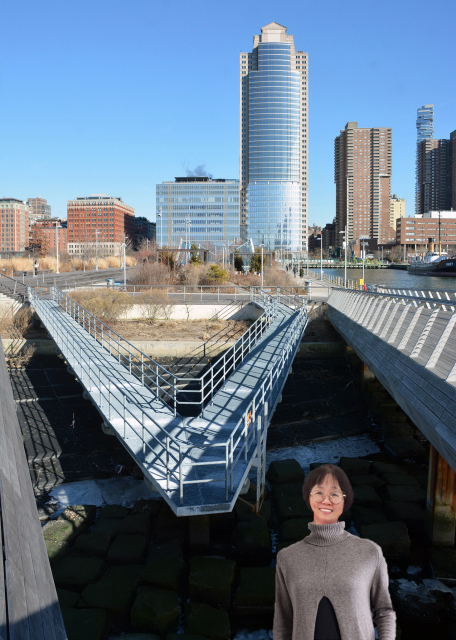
left=407, top=249, right=456, bottom=276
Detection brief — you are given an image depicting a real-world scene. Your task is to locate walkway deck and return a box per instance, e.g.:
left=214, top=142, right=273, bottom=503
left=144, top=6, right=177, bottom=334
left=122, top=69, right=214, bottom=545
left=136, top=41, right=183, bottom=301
left=29, top=288, right=307, bottom=515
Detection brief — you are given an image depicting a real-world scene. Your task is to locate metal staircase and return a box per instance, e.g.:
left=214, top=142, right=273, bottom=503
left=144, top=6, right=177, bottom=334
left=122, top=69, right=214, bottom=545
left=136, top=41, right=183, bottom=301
left=28, top=286, right=308, bottom=515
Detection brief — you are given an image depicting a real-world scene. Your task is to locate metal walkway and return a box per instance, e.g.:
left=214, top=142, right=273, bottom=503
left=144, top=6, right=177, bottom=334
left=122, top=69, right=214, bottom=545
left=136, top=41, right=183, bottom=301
left=28, top=286, right=307, bottom=515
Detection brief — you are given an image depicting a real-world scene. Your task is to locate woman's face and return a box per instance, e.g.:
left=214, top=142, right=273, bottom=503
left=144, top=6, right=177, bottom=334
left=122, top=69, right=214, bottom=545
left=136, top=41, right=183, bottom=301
left=308, top=474, right=345, bottom=525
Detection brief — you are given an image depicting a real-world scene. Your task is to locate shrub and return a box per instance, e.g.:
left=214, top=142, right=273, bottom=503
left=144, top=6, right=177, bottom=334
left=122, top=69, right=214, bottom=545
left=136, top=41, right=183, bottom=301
left=138, top=289, right=173, bottom=323
left=130, top=261, right=176, bottom=286
left=67, top=289, right=133, bottom=323
left=204, top=264, right=229, bottom=283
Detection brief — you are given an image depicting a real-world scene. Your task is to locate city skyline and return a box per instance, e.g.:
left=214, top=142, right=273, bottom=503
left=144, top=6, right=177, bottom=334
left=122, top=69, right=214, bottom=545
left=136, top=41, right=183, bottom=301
left=1, top=0, right=454, bottom=229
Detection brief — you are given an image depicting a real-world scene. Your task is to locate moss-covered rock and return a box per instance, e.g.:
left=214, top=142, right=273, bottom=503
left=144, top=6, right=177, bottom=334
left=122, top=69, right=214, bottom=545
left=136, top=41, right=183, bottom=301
left=231, top=518, right=272, bottom=566
left=234, top=567, right=276, bottom=614
left=43, top=520, right=75, bottom=565
left=61, top=607, right=106, bottom=640
left=188, top=515, right=210, bottom=554
left=338, top=458, right=370, bottom=476
left=73, top=532, right=113, bottom=557
left=382, top=473, right=422, bottom=487
left=275, top=494, right=310, bottom=522
left=370, top=461, right=407, bottom=477
left=154, top=504, right=188, bottom=544
left=111, top=635, right=160, bottom=640
left=350, top=475, right=386, bottom=488
left=117, top=513, right=151, bottom=536
left=383, top=501, right=425, bottom=533
left=234, top=499, right=272, bottom=523
left=98, top=504, right=130, bottom=520
left=107, top=534, right=147, bottom=564
left=53, top=557, right=106, bottom=591
left=81, top=573, right=136, bottom=618
left=383, top=437, right=427, bottom=461
left=352, top=484, right=382, bottom=507
left=186, top=603, right=230, bottom=640
left=351, top=505, right=389, bottom=528
left=189, top=556, right=236, bottom=609
left=146, top=540, right=183, bottom=562
left=131, top=588, right=179, bottom=635
left=140, top=554, right=186, bottom=591
left=384, top=484, right=426, bottom=503
left=57, top=588, right=79, bottom=609
left=132, top=498, right=163, bottom=516
left=93, top=518, right=124, bottom=536
left=279, top=517, right=312, bottom=542
left=266, top=459, right=304, bottom=485
left=209, top=511, right=236, bottom=543
left=167, top=634, right=209, bottom=640
left=359, top=521, right=411, bottom=558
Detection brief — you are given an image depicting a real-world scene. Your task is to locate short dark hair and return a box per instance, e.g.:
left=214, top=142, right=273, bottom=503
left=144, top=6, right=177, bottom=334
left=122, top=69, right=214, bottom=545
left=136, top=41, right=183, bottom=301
left=302, top=463, right=354, bottom=512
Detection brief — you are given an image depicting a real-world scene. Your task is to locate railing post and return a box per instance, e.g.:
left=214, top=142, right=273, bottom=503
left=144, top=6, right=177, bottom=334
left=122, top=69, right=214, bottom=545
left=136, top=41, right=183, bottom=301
left=123, top=395, right=126, bottom=438
left=142, top=413, right=146, bottom=461
left=141, top=353, right=144, bottom=385
left=174, top=375, right=177, bottom=416
left=225, top=443, right=229, bottom=500
left=179, top=446, right=183, bottom=505
left=166, top=435, right=170, bottom=491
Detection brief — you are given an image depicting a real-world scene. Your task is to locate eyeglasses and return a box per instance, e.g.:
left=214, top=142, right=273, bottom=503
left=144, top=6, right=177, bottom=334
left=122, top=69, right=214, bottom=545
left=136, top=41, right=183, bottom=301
left=310, top=490, right=346, bottom=505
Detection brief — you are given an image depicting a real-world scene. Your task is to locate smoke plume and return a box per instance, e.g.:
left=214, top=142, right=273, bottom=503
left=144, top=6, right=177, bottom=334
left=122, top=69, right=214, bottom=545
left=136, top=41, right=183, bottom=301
left=185, top=163, right=213, bottom=179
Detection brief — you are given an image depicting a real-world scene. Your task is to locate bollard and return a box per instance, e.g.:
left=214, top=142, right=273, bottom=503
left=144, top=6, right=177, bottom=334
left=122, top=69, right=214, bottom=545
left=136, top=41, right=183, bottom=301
left=305, top=280, right=312, bottom=301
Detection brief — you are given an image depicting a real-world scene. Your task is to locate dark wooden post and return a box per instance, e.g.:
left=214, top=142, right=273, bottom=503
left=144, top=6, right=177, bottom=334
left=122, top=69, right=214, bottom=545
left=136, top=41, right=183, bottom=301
left=425, top=443, right=456, bottom=546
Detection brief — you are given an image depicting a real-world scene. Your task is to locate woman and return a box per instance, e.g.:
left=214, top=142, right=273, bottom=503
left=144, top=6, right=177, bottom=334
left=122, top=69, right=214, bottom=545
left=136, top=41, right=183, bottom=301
left=273, top=463, right=396, bottom=640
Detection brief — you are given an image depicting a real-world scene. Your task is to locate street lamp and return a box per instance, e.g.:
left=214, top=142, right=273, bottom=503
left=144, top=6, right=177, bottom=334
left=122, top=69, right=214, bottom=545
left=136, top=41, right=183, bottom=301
left=157, top=208, right=162, bottom=248
left=55, top=219, right=60, bottom=274
left=121, top=235, right=128, bottom=289
left=339, top=225, right=347, bottom=288
left=360, top=236, right=369, bottom=287
left=94, top=229, right=100, bottom=271
left=185, top=218, right=191, bottom=264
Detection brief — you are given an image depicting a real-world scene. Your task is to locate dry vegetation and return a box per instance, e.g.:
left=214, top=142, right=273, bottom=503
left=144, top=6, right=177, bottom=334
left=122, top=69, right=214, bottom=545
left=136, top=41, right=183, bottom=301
left=108, top=319, right=252, bottom=342
left=67, top=289, right=134, bottom=323
left=0, top=255, right=136, bottom=275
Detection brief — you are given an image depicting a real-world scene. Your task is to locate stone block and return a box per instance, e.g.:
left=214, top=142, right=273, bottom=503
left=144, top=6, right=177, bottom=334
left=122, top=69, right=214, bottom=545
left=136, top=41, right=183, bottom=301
left=430, top=548, right=456, bottom=584
left=132, top=498, right=163, bottom=516
left=98, top=504, right=130, bottom=520
left=271, top=482, right=303, bottom=499
left=59, top=504, right=96, bottom=529
left=382, top=473, right=422, bottom=487
left=235, top=499, right=271, bottom=523
left=383, top=502, right=426, bottom=534
left=383, top=484, right=426, bottom=504
left=359, top=521, right=410, bottom=558
left=81, top=573, right=136, bottom=618
left=147, top=540, right=183, bottom=563
left=275, top=495, right=310, bottom=522
left=111, top=635, right=160, bottom=640
left=370, top=461, right=407, bottom=476
left=186, top=603, right=230, bottom=640
left=415, top=473, right=429, bottom=490
left=350, top=474, right=386, bottom=488
left=167, top=635, right=209, bottom=640
left=383, top=437, right=427, bottom=461
left=231, top=518, right=272, bottom=566
left=210, top=511, right=236, bottom=542
left=107, top=534, right=148, bottom=564
left=279, top=517, right=312, bottom=542
left=352, top=484, right=382, bottom=506
left=57, top=588, right=79, bottom=609
left=131, top=588, right=179, bottom=636
left=338, top=457, right=371, bottom=476
left=382, top=424, right=414, bottom=438
left=233, top=567, right=276, bottom=614
left=43, top=520, right=76, bottom=565
left=155, top=504, right=188, bottom=543
left=73, top=533, right=113, bottom=557
left=93, top=518, right=124, bottom=536
left=189, top=556, right=236, bottom=609
left=117, top=512, right=151, bottom=536
left=140, top=554, right=186, bottom=591
left=61, top=608, right=106, bottom=640
left=266, top=459, right=304, bottom=485
left=53, top=557, right=106, bottom=591
left=189, top=515, right=210, bottom=554
left=351, top=505, right=389, bottom=528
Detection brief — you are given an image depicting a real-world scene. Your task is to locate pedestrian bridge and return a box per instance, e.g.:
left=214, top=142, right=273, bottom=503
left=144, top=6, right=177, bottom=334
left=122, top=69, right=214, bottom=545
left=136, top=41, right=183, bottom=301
left=28, top=286, right=308, bottom=516
left=327, top=286, right=456, bottom=473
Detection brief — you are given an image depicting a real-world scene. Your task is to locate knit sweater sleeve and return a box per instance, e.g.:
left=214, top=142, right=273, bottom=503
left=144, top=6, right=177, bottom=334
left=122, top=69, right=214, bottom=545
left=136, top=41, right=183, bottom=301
left=370, top=548, right=396, bottom=640
left=273, top=552, right=293, bottom=640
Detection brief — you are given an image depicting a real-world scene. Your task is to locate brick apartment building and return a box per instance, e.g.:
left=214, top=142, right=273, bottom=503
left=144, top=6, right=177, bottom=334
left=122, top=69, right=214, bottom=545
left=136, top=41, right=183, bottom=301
left=67, top=194, right=135, bottom=255
left=27, top=196, right=51, bottom=223
left=32, top=218, right=67, bottom=255
left=133, top=216, right=156, bottom=248
left=0, top=198, right=31, bottom=253
left=396, top=212, right=456, bottom=251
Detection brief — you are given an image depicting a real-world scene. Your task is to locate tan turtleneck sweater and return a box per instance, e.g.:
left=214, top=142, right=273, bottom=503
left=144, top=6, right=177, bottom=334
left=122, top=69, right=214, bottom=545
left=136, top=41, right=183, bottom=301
left=273, top=520, right=396, bottom=640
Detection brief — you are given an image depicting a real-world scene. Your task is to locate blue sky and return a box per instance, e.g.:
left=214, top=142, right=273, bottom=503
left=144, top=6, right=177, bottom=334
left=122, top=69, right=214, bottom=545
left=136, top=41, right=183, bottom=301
left=1, top=0, right=455, bottom=227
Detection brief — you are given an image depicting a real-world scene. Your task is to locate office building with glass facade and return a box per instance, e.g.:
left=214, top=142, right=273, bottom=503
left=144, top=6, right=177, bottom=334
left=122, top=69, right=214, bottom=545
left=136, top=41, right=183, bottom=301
left=156, top=177, right=240, bottom=249
left=240, top=22, right=307, bottom=251
left=415, top=105, right=434, bottom=215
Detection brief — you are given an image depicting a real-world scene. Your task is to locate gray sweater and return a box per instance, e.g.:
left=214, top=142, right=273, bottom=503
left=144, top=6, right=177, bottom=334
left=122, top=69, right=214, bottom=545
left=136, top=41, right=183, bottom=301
left=273, top=520, right=396, bottom=640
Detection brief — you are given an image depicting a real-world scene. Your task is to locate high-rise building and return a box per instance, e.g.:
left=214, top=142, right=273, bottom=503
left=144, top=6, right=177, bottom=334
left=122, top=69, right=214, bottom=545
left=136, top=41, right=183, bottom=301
left=66, top=194, right=135, bottom=255
left=417, top=138, right=452, bottom=215
left=133, top=217, right=156, bottom=248
left=27, top=196, right=51, bottom=222
left=334, top=122, right=393, bottom=248
left=390, top=194, right=405, bottom=230
left=415, top=105, right=434, bottom=215
left=0, top=198, right=31, bottom=253
left=156, top=177, right=240, bottom=249
left=451, top=130, right=456, bottom=211
left=31, top=218, right=68, bottom=255
left=240, top=22, right=307, bottom=251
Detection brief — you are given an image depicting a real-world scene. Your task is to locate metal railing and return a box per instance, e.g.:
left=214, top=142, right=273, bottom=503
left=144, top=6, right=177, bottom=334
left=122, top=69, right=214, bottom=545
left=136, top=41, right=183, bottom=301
left=28, top=285, right=308, bottom=508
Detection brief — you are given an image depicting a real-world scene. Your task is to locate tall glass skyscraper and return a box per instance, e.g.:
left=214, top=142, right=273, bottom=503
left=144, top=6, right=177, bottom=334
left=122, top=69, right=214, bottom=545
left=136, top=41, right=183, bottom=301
left=416, top=105, right=434, bottom=215
left=240, top=23, right=307, bottom=252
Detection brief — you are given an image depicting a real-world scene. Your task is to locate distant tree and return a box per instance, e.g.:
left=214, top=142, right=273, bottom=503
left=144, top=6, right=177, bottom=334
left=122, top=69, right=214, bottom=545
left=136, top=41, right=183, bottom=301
left=160, top=245, right=176, bottom=270
left=189, top=243, right=203, bottom=265
left=28, top=226, right=50, bottom=257
left=234, top=249, right=244, bottom=272
left=249, top=248, right=266, bottom=273
left=206, top=264, right=229, bottom=283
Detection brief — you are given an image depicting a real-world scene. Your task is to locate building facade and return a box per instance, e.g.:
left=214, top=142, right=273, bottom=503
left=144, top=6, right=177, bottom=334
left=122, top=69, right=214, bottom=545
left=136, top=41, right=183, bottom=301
left=396, top=211, right=456, bottom=249
left=334, top=122, right=393, bottom=248
left=240, top=22, right=307, bottom=251
left=415, top=105, right=434, bottom=215
left=0, top=198, right=31, bottom=252
left=133, top=217, right=156, bottom=248
left=156, top=177, right=240, bottom=249
left=390, top=194, right=405, bottom=230
left=321, top=220, right=336, bottom=254
left=417, top=138, right=452, bottom=215
left=31, top=218, right=67, bottom=255
left=452, top=130, right=456, bottom=211
left=67, top=194, right=135, bottom=255
left=27, top=196, right=51, bottom=223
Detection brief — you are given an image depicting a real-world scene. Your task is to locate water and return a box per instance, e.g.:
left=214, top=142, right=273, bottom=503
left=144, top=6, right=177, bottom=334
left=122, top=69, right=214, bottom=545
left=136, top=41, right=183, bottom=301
left=321, top=267, right=456, bottom=292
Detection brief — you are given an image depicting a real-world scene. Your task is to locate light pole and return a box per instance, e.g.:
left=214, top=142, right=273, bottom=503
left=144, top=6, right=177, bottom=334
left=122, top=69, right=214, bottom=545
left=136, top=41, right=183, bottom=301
left=339, top=226, right=347, bottom=288
left=320, top=236, right=323, bottom=281
left=55, top=219, right=60, bottom=274
left=94, top=229, right=100, bottom=270
left=185, top=218, right=191, bottom=265
left=123, top=235, right=127, bottom=288
left=360, top=237, right=368, bottom=286
left=260, top=244, right=264, bottom=288
left=157, top=208, right=162, bottom=248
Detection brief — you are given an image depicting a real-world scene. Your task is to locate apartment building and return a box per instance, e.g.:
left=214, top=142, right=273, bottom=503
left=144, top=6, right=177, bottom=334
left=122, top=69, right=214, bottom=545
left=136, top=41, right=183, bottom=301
left=390, top=194, right=405, bottom=230
left=335, top=122, right=393, bottom=248
left=27, top=196, right=51, bottom=223
left=32, top=218, right=67, bottom=255
left=0, top=198, right=31, bottom=252
left=415, top=105, right=434, bottom=215
left=396, top=211, right=456, bottom=249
